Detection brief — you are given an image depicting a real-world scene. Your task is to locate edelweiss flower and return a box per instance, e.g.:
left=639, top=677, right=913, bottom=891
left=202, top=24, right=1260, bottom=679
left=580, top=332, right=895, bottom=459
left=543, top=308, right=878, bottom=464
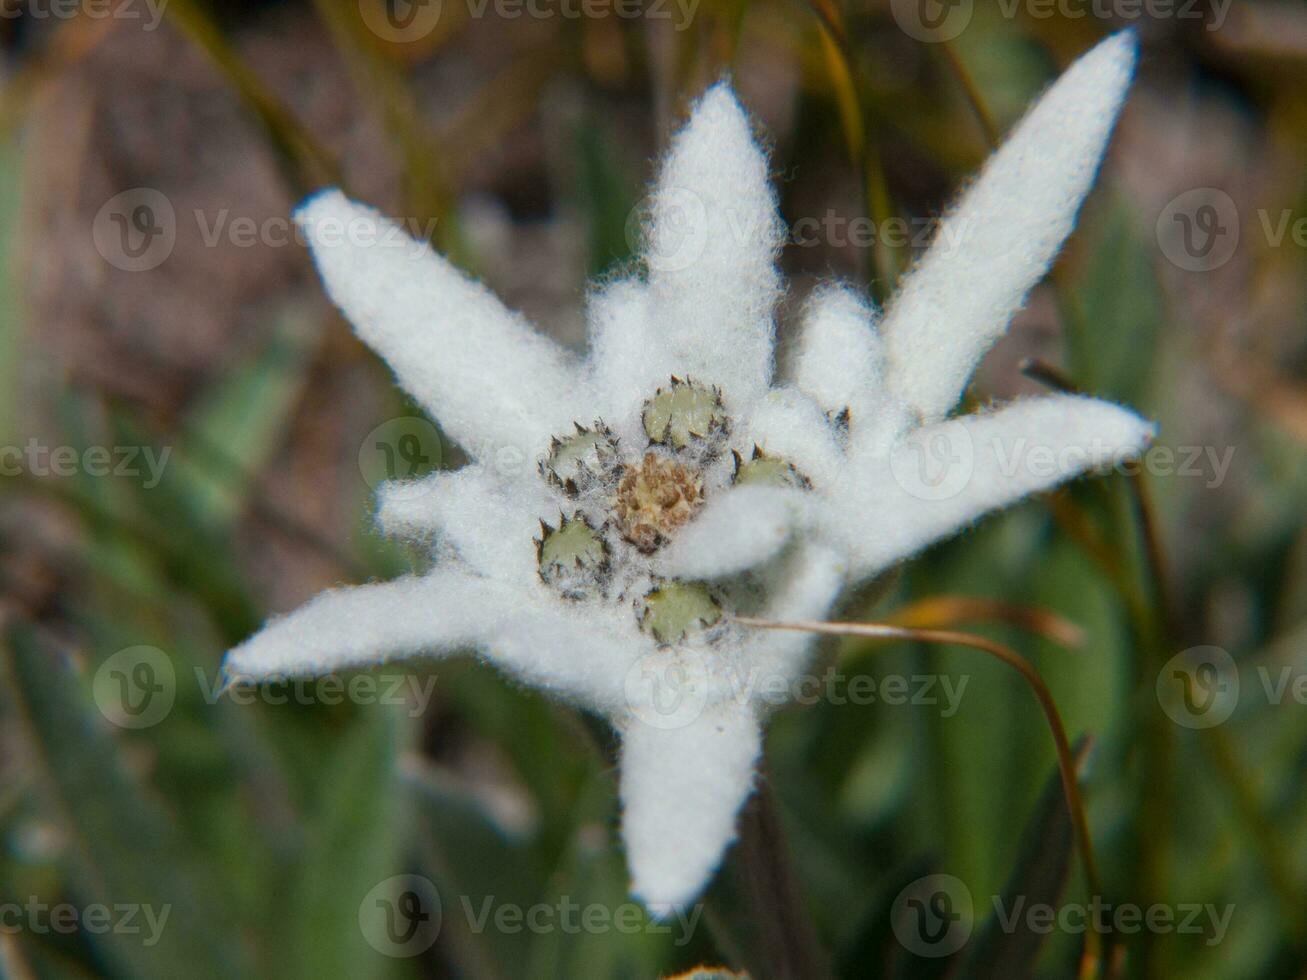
left=226, top=32, right=1149, bottom=912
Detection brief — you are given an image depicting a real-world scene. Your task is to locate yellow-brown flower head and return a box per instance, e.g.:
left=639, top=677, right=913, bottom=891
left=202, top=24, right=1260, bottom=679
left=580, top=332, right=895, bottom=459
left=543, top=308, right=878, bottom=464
left=614, top=452, right=704, bottom=553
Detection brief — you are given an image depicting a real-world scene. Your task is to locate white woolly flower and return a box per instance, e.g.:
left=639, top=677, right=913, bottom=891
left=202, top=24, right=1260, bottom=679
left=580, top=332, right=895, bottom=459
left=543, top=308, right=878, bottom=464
left=226, top=32, right=1149, bottom=913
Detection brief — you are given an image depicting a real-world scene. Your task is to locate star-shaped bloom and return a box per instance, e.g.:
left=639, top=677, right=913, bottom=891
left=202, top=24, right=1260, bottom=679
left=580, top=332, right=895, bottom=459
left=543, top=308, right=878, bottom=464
left=226, top=32, right=1149, bottom=912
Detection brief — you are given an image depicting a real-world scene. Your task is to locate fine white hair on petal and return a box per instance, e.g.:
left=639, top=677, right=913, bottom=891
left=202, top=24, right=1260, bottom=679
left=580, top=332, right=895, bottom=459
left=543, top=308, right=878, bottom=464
left=645, top=83, right=785, bottom=405
left=376, top=466, right=549, bottom=588
left=739, top=386, right=846, bottom=487
left=832, top=394, right=1155, bottom=578
left=585, top=278, right=671, bottom=436
left=793, top=284, right=884, bottom=422
left=373, top=474, right=446, bottom=538
left=222, top=570, right=503, bottom=680
left=658, top=485, right=802, bottom=580
left=620, top=701, right=762, bottom=912
left=487, top=594, right=648, bottom=716
left=881, top=31, right=1138, bottom=424
left=295, top=190, right=589, bottom=458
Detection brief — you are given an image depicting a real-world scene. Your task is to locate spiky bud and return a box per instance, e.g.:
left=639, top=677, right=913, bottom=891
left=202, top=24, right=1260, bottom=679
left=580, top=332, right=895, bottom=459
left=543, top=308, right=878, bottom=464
left=732, top=446, right=810, bottom=490
left=537, top=515, right=608, bottom=598
left=641, top=378, right=728, bottom=451
left=639, top=581, right=722, bottom=645
left=542, top=422, right=619, bottom=495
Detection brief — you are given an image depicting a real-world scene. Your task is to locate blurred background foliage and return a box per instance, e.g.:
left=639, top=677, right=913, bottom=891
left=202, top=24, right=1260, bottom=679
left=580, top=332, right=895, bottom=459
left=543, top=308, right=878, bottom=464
left=0, top=0, right=1305, bottom=978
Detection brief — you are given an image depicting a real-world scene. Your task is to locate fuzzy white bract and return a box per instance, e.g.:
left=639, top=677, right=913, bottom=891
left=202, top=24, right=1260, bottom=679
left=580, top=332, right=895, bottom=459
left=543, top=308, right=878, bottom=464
left=226, top=32, right=1149, bottom=913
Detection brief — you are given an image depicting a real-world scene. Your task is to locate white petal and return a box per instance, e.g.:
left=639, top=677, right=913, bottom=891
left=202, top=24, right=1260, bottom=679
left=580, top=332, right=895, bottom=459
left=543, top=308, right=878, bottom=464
left=295, top=190, right=587, bottom=457
left=658, top=485, right=802, bottom=580
left=226, top=567, right=643, bottom=716
left=488, top=595, right=647, bottom=717
left=620, top=701, right=761, bottom=911
left=832, top=395, right=1154, bottom=577
left=739, top=386, right=845, bottom=487
left=373, top=474, right=446, bottom=539
left=223, top=569, right=500, bottom=680
left=793, top=284, right=884, bottom=421
left=645, top=84, right=784, bottom=405
left=376, top=465, right=549, bottom=587
left=585, top=278, right=670, bottom=436
left=881, top=32, right=1137, bottom=423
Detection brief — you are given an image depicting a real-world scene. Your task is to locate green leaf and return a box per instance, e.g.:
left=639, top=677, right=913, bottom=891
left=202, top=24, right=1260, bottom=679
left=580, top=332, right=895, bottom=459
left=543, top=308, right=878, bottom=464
left=1067, top=194, right=1162, bottom=408
left=907, top=513, right=1050, bottom=894
left=521, top=775, right=676, bottom=979
left=572, top=119, right=637, bottom=279
left=0, top=140, right=24, bottom=445
left=407, top=759, right=545, bottom=978
left=956, top=739, right=1087, bottom=980
left=177, top=305, right=319, bottom=526
left=0, top=623, right=250, bottom=980
left=279, top=706, right=405, bottom=980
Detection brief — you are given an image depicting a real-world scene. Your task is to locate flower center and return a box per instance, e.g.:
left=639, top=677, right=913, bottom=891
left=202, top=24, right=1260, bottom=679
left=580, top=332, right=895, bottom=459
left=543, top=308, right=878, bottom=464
left=615, top=452, right=704, bottom=553
left=533, top=378, right=808, bottom=646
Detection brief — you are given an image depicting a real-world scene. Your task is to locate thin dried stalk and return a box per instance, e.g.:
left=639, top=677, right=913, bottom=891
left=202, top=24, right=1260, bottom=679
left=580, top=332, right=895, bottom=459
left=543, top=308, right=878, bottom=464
left=736, top=614, right=1106, bottom=977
